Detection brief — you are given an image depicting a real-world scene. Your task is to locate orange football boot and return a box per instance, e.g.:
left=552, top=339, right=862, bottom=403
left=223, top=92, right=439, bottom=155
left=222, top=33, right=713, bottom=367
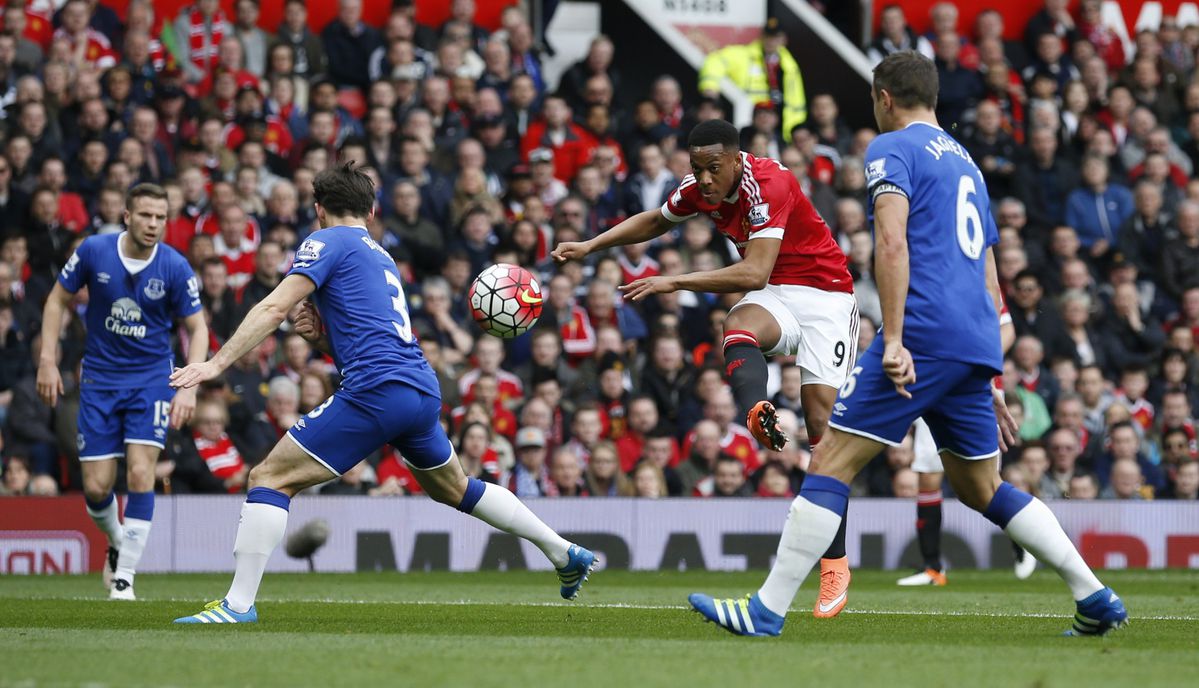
left=813, top=556, right=851, bottom=618
left=747, top=400, right=788, bottom=451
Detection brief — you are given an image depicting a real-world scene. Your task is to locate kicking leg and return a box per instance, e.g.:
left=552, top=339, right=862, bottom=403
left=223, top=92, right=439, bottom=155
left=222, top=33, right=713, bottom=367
left=801, top=383, right=852, bottom=618
left=414, top=449, right=592, bottom=598
left=942, top=454, right=1127, bottom=635
left=722, top=304, right=785, bottom=449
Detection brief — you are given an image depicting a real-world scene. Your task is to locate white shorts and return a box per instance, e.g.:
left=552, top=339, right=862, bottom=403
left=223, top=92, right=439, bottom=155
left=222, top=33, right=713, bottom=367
left=911, top=418, right=944, bottom=473
left=731, top=284, right=859, bottom=388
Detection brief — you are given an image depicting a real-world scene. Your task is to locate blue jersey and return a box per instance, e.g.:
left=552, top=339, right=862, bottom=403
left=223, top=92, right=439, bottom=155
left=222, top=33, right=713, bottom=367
left=864, top=121, right=1002, bottom=372
left=288, top=226, right=439, bottom=400
left=58, top=233, right=201, bottom=389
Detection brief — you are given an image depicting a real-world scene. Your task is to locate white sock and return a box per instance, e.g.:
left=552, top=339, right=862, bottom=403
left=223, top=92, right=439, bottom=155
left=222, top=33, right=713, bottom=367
left=224, top=502, right=289, bottom=613
left=1004, top=498, right=1104, bottom=600
left=115, top=518, right=151, bottom=584
left=757, top=496, right=843, bottom=617
left=86, top=499, right=123, bottom=549
left=471, top=483, right=572, bottom=568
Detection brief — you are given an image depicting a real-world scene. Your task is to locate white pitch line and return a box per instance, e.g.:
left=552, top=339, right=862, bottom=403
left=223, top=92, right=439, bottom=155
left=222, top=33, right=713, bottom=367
left=11, top=596, right=1198, bottom=622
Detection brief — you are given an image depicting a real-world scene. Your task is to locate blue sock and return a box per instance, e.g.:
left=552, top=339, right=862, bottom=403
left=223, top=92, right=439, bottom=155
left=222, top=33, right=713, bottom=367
left=982, top=481, right=1033, bottom=528
left=246, top=486, right=291, bottom=511
left=124, top=491, right=155, bottom=521
left=456, top=477, right=486, bottom=514
left=85, top=491, right=115, bottom=512
left=798, top=474, right=850, bottom=517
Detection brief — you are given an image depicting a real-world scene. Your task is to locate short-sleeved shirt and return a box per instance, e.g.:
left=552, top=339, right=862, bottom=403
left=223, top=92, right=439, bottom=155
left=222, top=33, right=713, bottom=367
left=662, top=151, right=853, bottom=293
left=58, top=233, right=201, bottom=389
left=864, top=121, right=1002, bottom=372
left=287, top=226, right=440, bottom=401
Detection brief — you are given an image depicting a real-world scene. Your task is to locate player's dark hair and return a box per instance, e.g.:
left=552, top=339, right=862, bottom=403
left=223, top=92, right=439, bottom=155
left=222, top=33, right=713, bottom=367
left=125, top=183, right=168, bottom=211
left=313, top=162, right=375, bottom=220
left=687, top=119, right=739, bottom=150
left=873, top=51, right=939, bottom=110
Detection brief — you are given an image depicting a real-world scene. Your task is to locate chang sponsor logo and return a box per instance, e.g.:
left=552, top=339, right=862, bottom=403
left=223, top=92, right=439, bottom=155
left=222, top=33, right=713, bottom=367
left=105, top=297, right=147, bottom=338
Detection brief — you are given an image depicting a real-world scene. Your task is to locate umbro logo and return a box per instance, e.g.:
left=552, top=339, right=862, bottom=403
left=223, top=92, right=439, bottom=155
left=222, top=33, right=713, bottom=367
left=833, top=402, right=848, bottom=415
left=296, top=418, right=307, bottom=429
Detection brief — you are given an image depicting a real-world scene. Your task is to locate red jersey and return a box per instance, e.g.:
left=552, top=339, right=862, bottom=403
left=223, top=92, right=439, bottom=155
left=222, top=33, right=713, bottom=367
left=458, top=368, right=524, bottom=408
left=679, top=424, right=761, bottom=473
left=52, top=27, right=117, bottom=70
left=662, top=152, right=853, bottom=293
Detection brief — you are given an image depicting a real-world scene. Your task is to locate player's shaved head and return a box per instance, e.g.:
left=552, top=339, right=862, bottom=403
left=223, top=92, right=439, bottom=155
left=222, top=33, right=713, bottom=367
left=688, top=118, right=739, bottom=151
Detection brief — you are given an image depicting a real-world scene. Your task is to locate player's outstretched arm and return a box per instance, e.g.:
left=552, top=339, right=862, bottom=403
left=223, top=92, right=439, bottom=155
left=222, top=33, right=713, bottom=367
left=873, top=192, right=915, bottom=398
left=551, top=209, right=675, bottom=263
left=621, top=236, right=780, bottom=302
left=35, top=283, right=72, bottom=407
left=170, top=274, right=315, bottom=390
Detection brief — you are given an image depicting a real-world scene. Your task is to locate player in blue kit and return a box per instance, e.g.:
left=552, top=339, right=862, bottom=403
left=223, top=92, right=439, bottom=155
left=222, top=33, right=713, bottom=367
left=171, top=164, right=593, bottom=624
left=37, top=184, right=209, bottom=600
left=689, top=52, right=1128, bottom=637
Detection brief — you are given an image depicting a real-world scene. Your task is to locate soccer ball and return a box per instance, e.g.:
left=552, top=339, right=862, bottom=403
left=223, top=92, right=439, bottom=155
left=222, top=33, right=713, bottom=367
left=468, top=263, right=543, bottom=338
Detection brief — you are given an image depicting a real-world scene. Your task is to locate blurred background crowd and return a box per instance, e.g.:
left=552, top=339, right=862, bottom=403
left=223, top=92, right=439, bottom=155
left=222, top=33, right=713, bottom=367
left=0, top=0, right=1196, bottom=503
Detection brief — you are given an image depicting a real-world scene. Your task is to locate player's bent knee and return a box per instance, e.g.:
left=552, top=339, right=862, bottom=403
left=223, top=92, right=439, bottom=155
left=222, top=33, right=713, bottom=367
left=82, top=479, right=111, bottom=503
left=423, top=474, right=469, bottom=507
left=125, top=463, right=156, bottom=492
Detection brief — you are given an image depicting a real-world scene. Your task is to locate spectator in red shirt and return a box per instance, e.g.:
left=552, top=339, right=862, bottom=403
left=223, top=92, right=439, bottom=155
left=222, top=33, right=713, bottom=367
left=191, top=399, right=248, bottom=493
left=53, top=0, right=117, bottom=72
left=37, top=157, right=87, bottom=233
left=452, top=371, right=518, bottom=440
left=1077, top=0, right=1125, bottom=74
left=521, top=93, right=588, bottom=184
left=459, top=335, right=523, bottom=408
left=198, top=36, right=260, bottom=99
left=213, top=204, right=257, bottom=289
left=680, top=385, right=761, bottom=473
left=616, top=395, right=660, bottom=472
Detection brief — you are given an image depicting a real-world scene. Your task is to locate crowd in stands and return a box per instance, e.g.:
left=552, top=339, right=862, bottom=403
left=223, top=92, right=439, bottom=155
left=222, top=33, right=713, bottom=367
left=0, top=0, right=1196, bottom=503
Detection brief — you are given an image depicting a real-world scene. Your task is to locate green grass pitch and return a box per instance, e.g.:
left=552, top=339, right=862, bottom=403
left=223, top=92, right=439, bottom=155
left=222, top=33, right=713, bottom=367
left=2, top=569, right=1196, bottom=687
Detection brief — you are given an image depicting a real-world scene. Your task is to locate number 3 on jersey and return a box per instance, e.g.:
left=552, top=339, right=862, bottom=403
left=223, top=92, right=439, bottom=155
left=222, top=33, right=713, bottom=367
left=383, top=270, right=414, bottom=342
left=956, top=175, right=984, bottom=260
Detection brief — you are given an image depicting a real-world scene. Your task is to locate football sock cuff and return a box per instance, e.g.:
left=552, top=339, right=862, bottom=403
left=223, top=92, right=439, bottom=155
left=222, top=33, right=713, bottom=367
left=246, top=486, right=291, bottom=511
left=983, top=481, right=1033, bottom=529
left=798, top=474, right=850, bottom=516
left=124, top=491, right=155, bottom=521
left=457, top=477, right=487, bottom=514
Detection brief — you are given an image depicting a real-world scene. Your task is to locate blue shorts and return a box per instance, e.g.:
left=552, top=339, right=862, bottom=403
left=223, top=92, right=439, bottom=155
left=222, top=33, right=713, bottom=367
left=287, top=381, right=451, bottom=475
left=78, top=384, right=174, bottom=461
left=829, top=341, right=1000, bottom=460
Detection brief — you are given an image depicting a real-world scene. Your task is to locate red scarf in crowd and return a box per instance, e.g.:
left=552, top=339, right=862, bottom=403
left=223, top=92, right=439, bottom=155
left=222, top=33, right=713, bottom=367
left=193, top=431, right=245, bottom=493
left=188, top=5, right=227, bottom=73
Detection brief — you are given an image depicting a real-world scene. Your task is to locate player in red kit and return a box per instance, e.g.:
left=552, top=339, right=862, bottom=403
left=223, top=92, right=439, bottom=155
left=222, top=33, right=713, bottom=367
left=553, top=119, right=858, bottom=617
